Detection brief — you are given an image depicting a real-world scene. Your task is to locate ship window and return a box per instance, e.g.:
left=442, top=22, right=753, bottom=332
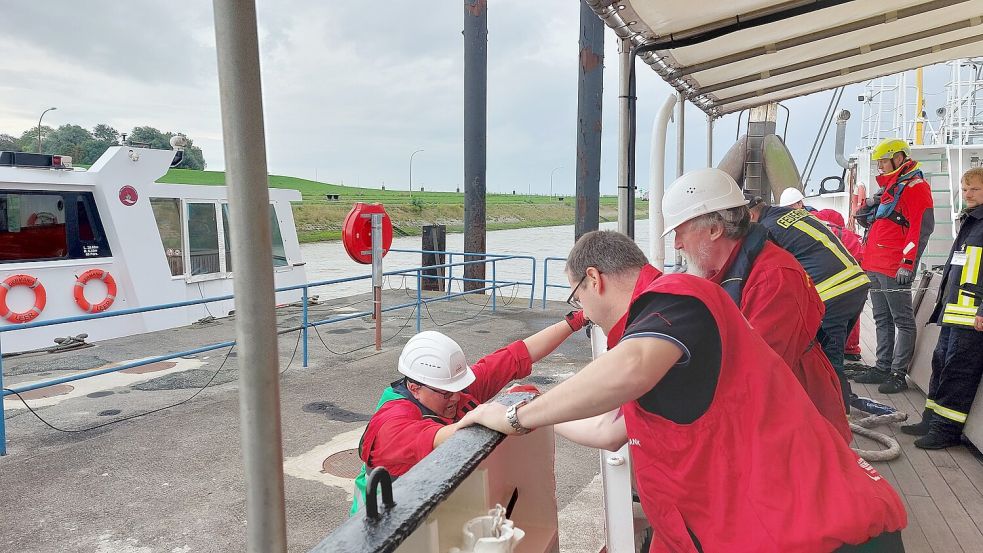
left=0, top=191, right=68, bottom=262
left=151, top=198, right=185, bottom=276
left=73, top=193, right=112, bottom=259
left=270, top=205, right=288, bottom=267
left=187, top=202, right=220, bottom=276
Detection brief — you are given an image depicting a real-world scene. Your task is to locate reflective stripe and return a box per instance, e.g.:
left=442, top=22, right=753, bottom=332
left=792, top=219, right=856, bottom=269
left=943, top=245, right=982, bottom=327
left=817, top=272, right=871, bottom=302
left=814, top=266, right=859, bottom=294
left=942, top=313, right=977, bottom=326
left=945, top=305, right=978, bottom=315
left=931, top=403, right=968, bottom=423
left=926, top=399, right=938, bottom=410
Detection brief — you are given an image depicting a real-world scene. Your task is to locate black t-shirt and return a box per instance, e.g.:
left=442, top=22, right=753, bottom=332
left=621, top=293, right=722, bottom=424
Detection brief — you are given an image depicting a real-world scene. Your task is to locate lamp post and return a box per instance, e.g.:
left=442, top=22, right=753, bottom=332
left=409, top=149, right=424, bottom=194
left=37, top=107, right=57, bottom=153
left=549, top=165, right=563, bottom=197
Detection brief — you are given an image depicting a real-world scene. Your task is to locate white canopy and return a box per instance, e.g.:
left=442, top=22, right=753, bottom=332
left=588, top=0, right=983, bottom=115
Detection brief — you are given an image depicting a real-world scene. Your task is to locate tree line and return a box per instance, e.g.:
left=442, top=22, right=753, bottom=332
left=0, top=124, right=206, bottom=169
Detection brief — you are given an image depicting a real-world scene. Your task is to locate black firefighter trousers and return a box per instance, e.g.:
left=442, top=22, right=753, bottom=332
left=926, top=325, right=983, bottom=434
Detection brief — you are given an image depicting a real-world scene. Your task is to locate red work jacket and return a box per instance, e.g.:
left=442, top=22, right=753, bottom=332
left=862, top=160, right=934, bottom=277
left=609, top=267, right=906, bottom=552
left=711, top=241, right=851, bottom=443
left=358, top=340, right=532, bottom=476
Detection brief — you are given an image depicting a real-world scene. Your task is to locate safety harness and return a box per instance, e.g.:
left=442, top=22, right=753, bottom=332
left=860, top=160, right=923, bottom=229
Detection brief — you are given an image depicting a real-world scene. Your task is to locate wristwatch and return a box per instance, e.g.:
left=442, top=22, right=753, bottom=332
left=505, top=399, right=533, bottom=435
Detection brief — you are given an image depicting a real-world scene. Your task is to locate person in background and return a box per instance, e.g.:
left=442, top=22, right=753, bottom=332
left=350, top=313, right=587, bottom=514
left=900, top=168, right=983, bottom=449
left=814, top=208, right=866, bottom=364
left=779, top=187, right=816, bottom=211
left=459, top=229, right=907, bottom=552
left=853, top=138, right=935, bottom=393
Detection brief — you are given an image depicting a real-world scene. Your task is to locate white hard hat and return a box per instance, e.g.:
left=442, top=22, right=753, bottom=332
left=398, top=331, right=475, bottom=392
left=778, top=187, right=805, bottom=207
left=661, top=168, right=748, bottom=236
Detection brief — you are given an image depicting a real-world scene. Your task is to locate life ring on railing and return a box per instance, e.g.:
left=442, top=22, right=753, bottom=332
left=852, top=184, right=867, bottom=215
left=74, top=269, right=117, bottom=313
left=0, top=274, right=46, bottom=323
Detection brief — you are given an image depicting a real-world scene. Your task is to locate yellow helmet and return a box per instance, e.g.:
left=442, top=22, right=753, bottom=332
left=872, top=138, right=910, bottom=160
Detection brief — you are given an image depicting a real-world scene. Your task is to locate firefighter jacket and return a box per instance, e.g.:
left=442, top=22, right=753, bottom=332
left=930, top=204, right=983, bottom=328
left=861, top=159, right=935, bottom=277
left=758, top=205, right=870, bottom=305
left=606, top=267, right=906, bottom=552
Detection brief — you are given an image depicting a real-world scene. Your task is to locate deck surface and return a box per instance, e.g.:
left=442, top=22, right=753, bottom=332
left=856, top=309, right=983, bottom=553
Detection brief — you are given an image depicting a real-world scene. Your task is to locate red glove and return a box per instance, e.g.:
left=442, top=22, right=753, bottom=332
left=565, top=310, right=588, bottom=332
left=507, top=384, right=541, bottom=395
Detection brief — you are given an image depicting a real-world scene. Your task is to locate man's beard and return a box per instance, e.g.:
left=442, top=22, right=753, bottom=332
left=682, top=241, right=714, bottom=278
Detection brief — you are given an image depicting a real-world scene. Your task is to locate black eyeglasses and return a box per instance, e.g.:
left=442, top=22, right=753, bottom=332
left=567, top=274, right=588, bottom=310
left=408, top=379, right=456, bottom=399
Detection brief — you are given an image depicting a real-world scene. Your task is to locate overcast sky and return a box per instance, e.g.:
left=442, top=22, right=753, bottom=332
left=0, top=1, right=955, bottom=196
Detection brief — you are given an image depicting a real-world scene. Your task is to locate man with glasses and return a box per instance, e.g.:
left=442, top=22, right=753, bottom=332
left=351, top=317, right=586, bottom=514
left=459, top=229, right=906, bottom=552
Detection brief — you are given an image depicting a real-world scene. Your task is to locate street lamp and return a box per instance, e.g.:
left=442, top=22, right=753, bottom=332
left=549, top=165, right=564, bottom=197
left=409, top=149, right=424, bottom=194
left=37, top=107, right=57, bottom=153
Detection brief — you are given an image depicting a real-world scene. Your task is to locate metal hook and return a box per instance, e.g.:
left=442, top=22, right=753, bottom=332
left=365, top=466, right=395, bottom=520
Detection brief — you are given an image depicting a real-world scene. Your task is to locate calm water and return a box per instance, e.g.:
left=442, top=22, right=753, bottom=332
left=299, top=221, right=676, bottom=302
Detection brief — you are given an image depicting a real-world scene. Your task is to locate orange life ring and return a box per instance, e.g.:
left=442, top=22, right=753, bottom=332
left=74, top=269, right=117, bottom=313
left=852, top=184, right=867, bottom=215
left=0, top=274, right=46, bottom=323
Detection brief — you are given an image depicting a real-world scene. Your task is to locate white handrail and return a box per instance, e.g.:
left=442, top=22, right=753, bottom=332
left=648, top=94, right=678, bottom=268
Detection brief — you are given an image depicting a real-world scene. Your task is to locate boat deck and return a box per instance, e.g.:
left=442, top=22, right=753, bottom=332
left=855, top=309, right=983, bottom=553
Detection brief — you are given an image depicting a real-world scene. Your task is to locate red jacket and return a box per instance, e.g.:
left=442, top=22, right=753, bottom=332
left=712, top=241, right=851, bottom=443
left=610, top=267, right=906, bottom=552
left=815, top=208, right=864, bottom=263
left=358, top=340, right=532, bottom=476
left=862, top=160, right=934, bottom=277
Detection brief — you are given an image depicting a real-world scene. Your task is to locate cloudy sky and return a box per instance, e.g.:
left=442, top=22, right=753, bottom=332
left=0, top=1, right=954, bottom=196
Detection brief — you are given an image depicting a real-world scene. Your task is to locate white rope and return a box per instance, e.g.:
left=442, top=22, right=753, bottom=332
left=849, top=411, right=908, bottom=462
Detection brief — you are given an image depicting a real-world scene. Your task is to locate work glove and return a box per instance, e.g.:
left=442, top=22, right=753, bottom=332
left=506, top=384, right=541, bottom=396
left=565, top=310, right=588, bottom=332
left=896, top=267, right=915, bottom=286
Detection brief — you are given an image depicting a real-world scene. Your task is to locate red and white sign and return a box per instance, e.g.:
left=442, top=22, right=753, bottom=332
left=118, top=185, right=138, bottom=206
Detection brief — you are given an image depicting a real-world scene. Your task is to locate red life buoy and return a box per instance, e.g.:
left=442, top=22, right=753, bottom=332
left=74, top=269, right=117, bottom=313
left=0, top=274, right=46, bottom=323
left=852, top=184, right=867, bottom=215
left=342, top=203, right=393, bottom=264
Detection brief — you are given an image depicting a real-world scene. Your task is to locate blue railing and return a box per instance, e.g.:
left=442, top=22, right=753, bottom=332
left=0, top=249, right=537, bottom=456
left=542, top=256, right=570, bottom=308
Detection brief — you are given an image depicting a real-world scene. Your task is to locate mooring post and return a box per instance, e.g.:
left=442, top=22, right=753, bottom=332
left=463, top=0, right=487, bottom=292
left=575, top=0, right=603, bottom=240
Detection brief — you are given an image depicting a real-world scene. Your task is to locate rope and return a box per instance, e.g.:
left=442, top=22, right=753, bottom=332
left=849, top=411, right=908, bottom=462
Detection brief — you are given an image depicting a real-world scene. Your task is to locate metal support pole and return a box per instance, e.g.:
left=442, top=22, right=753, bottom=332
left=491, top=260, right=497, bottom=312
left=416, top=270, right=423, bottom=333
left=0, top=336, right=6, bottom=456
left=617, top=38, right=633, bottom=237
left=575, top=0, right=603, bottom=240
left=676, top=92, right=685, bottom=178
left=371, top=213, right=383, bottom=351
left=707, top=115, right=714, bottom=168
left=463, top=0, right=487, bottom=292
left=211, top=1, right=287, bottom=551
left=302, top=285, right=309, bottom=368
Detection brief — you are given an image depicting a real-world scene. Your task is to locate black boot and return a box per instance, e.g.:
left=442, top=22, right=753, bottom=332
left=901, top=409, right=933, bottom=436
left=914, top=418, right=963, bottom=450
left=853, top=368, right=890, bottom=384
left=844, top=353, right=863, bottom=362
left=878, top=373, right=908, bottom=394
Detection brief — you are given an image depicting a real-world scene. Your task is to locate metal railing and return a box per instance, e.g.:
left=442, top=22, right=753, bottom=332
left=542, top=256, right=571, bottom=308
left=0, top=249, right=537, bottom=456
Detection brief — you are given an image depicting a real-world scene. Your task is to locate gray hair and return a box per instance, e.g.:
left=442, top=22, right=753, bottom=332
left=690, top=205, right=751, bottom=240
left=565, top=230, right=649, bottom=277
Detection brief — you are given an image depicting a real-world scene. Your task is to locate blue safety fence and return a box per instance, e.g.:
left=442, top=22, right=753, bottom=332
left=0, top=249, right=536, bottom=456
left=542, top=256, right=571, bottom=309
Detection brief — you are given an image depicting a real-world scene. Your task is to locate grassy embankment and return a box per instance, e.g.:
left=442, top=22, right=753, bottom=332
left=159, top=169, right=649, bottom=243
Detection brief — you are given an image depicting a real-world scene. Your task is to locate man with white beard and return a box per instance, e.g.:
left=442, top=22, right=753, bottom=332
left=663, top=168, right=850, bottom=440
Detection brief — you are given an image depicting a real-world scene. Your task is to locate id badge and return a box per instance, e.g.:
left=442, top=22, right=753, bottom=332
left=952, top=251, right=968, bottom=266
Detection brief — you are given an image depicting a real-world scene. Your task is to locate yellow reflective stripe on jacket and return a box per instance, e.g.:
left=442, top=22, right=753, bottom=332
left=932, top=403, right=969, bottom=423
left=792, top=220, right=856, bottom=269
left=817, top=271, right=871, bottom=302
left=814, top=266, right=857, bottom=294
left=926, top=399, right=938, bottom=410
left=943, top=245, right=982, bottom=327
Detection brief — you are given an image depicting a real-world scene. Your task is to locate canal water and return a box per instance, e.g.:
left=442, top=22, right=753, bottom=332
left=299, top=221, right=676, bottom=302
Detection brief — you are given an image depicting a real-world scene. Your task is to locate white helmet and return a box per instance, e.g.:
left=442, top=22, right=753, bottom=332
left=662, top=168, right=748, bottom=236
left=398, top=331, right=475, bottom=392
left=779, top=187, right=805, bottom=207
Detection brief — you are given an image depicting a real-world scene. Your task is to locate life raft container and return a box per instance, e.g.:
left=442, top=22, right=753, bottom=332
left=0, top=274, right=46, bottom=323
left=74, top=269, right=117, bottom=313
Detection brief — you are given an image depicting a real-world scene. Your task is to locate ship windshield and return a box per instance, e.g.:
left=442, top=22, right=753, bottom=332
left=0, top=190, right=111, bottom=263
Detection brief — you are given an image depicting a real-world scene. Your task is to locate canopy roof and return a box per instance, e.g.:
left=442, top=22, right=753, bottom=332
left=587, top=0, right=983, bottom=116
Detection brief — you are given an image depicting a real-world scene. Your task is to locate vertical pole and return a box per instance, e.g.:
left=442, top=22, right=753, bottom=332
left=302, top=285, right=309, bottom=368
left=706, top=115, right=714, bottom=168
left=575, top=0, right=603, bottom=241
left=371, top=213, right=383, bottom=351
left=463, top=0, right=487, bottom=292
left=211, top=1, right=286, bottom=551
left=1, top=335, right=7, bottom=456
left=676, top=92, right=685, bottom=178
left=617, top=38, right=633, bottom=237
left=542, top=260, right=549, bottom=309
left=915, top=67, right=925, bottom=145
left=416, top=270, right=423, bottom=333
left=446, top=253, right=453, bottom=297
left=491, top=260, right=497, bottom=312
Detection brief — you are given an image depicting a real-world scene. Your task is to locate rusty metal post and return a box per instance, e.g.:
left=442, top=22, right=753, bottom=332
left=463, top=0, right=487, bottom=292
left=575, top=0, right=603, bottom=240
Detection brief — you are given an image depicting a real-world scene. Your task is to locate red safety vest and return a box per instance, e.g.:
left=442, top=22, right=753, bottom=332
left=608, top=266, right=906, bottom=552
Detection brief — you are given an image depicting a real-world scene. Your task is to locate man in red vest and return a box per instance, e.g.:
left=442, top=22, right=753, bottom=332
left=461, top=230, right=906, bottom=552
left=660, top=168, right=850, bottom=440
